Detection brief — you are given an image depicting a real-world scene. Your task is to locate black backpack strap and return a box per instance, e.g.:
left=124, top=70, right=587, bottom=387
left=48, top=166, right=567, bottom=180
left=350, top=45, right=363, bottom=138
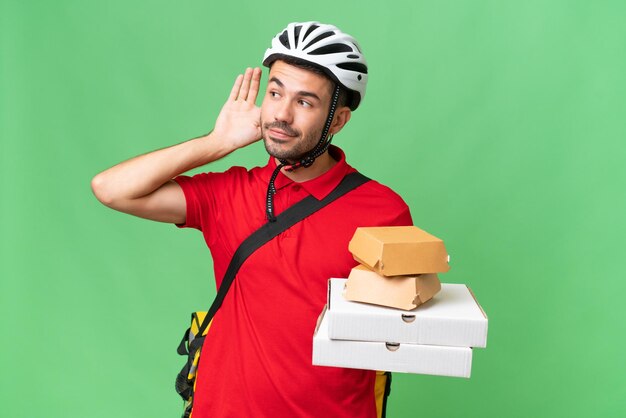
left=191, top=171, right=369, bottom=346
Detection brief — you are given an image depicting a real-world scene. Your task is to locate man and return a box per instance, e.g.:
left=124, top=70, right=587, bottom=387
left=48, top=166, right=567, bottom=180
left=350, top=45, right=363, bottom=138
left=92, top=22, right=412, bottom=418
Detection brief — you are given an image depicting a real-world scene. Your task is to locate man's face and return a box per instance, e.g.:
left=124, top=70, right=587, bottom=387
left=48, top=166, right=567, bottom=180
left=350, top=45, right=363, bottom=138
left=260, top=60, right=334, bottom=162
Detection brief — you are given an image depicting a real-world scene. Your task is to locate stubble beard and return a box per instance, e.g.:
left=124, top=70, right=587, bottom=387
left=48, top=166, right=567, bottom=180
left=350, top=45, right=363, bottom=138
left=261, top=121, right=323, bottom=163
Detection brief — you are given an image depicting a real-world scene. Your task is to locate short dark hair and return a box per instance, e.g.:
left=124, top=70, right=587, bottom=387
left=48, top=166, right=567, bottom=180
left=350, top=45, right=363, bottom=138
left=272, top=56, right=351, bottom=109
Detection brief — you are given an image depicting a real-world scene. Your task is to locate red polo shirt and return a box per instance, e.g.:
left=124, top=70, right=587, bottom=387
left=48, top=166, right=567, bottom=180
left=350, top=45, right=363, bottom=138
left=174, top=146, right=412, bottom=418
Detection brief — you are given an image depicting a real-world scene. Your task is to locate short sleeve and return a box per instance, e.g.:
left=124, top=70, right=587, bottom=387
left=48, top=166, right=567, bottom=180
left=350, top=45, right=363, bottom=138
left=172, top=166, right=253, bottom=250
left=173, top=173, right=217, bottom=231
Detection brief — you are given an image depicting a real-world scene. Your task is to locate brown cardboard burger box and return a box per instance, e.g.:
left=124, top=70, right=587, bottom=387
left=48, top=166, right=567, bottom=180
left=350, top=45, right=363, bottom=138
left=348, top=226, right=450, bottom=276
left=344, top=265, right=441, bottom=310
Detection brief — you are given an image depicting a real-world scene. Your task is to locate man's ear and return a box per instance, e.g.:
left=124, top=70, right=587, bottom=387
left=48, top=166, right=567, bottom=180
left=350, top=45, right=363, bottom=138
left=329, top=107, right=352, bottom=135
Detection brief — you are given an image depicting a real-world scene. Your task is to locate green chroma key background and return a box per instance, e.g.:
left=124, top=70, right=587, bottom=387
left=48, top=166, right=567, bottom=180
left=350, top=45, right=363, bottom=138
left=1, top=1, right=624, bottom=417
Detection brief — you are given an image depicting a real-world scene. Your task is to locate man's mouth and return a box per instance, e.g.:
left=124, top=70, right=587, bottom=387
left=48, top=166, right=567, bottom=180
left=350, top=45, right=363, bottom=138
left=264, top=122, right=299, bottom=142
left=268, top=128, right=297, bottom=141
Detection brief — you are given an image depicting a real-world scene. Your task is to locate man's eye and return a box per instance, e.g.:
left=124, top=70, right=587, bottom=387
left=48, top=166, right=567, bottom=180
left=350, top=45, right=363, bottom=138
left=270, top=91, right=280, bottom=98
left=298, top=100, right=311, bottom=108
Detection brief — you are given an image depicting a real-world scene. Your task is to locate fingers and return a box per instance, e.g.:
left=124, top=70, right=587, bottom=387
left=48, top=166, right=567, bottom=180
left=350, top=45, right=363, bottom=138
left=229, top=67, right=262, bottom=102
left=229, top=74, right=244, bottom=101
left=237, top=68, right=253, bottom=102
left=247, top=67, right=262, bottom=103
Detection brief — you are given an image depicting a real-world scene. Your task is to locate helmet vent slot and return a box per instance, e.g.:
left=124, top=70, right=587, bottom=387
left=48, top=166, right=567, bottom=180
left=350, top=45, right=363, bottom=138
left=302, top=31, right=335, bottom=50
left=294, top=25, right=302, bottom=47
left=303, top=24, right=320, bottom=41
left=309, top=43, right=353, bottom=55
left=336, top=62, right=368, bottom=74
left=279, top=30, right=290, bottom=48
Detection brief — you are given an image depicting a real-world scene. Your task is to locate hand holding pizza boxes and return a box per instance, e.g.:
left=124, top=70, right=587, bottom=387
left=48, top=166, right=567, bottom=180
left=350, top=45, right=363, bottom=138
left=313, top=226, right=488, bottom=378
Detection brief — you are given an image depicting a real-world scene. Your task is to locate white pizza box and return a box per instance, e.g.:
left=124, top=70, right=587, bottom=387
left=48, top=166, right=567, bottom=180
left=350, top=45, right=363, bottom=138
left=313, top=306, right=473, bottom=378
left=327, top=278, right=488, bottom=348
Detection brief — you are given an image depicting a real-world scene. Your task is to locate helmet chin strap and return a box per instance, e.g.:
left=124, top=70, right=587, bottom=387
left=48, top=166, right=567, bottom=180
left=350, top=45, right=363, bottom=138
left=265, top=84, right=341, bottom=222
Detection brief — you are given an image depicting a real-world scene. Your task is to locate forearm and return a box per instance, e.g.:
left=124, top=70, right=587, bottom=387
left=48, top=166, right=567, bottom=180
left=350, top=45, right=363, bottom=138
left=91, top=132, right=233, bottom=206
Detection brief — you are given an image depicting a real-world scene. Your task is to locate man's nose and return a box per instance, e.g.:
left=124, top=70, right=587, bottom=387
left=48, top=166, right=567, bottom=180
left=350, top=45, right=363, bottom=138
left=274, top=100, right=294, bottom=124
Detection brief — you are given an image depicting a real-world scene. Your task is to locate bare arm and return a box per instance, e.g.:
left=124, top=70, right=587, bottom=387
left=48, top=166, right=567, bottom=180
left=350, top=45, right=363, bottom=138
left=91, top=67, right=263, bottom=224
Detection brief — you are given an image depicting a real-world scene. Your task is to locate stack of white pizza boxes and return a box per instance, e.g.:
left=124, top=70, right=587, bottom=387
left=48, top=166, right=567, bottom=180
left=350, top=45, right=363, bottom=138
left=313, top=226, right=488, bottom=378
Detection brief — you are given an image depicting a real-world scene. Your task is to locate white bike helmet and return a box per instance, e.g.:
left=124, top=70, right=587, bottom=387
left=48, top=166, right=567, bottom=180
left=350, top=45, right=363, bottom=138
left=262, top=21, right=368, bottom=111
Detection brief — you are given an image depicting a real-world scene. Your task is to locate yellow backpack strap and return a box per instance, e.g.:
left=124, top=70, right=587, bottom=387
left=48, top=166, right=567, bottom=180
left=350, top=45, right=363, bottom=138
left=375, top=371, right=392, bottom=418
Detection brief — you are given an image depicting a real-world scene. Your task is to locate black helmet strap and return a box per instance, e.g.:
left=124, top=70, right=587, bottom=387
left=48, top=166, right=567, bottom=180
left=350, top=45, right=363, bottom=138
left=265, top=84, right=341, bottom=222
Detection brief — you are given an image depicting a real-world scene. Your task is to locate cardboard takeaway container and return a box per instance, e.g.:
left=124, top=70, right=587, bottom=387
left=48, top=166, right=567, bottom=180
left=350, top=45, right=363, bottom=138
left=329, top=278, right=488, bottom=348
left=348, top=226, right=450, bottom=276
left=313, top=306, right=473, bottom=378
left=344, top=265, right=441, bottom=310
